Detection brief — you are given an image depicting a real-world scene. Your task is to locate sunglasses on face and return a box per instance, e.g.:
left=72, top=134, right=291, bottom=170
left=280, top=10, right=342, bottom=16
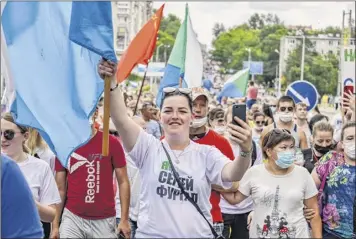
left=1, top=129, right=20, bottom=141
left=279, top=107, right=294, bottom=112
left=163, top=87, right=192, bottom=96
left=255, top=121, right=265, bottom=125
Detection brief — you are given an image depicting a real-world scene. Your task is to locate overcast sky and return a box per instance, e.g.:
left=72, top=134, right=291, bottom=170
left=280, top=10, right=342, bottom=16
left=153, top=1, right=355, bottom=48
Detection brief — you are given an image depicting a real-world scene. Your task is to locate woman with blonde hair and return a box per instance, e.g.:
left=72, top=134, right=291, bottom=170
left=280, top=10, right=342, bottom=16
left=26, top=128, right=56, bottom=174
left=1, top=112, right=61, bottom=238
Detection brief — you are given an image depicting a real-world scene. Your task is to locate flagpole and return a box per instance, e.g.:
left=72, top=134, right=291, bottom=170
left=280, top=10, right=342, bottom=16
left=179, top=77, right=182, bottom=88
left=133, top=62, right=150, bottom=115
left=102, top=76, right=111, bottom=156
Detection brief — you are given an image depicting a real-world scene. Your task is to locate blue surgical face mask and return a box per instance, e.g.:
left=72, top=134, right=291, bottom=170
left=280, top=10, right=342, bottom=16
left=275, top=151, right=295, bottom=169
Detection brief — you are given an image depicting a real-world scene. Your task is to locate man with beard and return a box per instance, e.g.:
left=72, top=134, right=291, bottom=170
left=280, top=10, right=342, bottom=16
left=260, top=96, right=308, bottom=149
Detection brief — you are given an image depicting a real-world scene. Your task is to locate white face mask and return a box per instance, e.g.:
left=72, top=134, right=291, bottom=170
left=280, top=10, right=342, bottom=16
left=278, top=112, right=294, bottom=123
left=214, top=126, right=226, bottom=135
left=191, top=117, right=207, bottom=128
left=270, top=106, right=276, bottom=114
left=344, top=142, right=356, bottom=160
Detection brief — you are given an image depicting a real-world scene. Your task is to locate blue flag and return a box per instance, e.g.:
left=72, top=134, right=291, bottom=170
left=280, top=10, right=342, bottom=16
left=2, top=2, right=117, bottom=166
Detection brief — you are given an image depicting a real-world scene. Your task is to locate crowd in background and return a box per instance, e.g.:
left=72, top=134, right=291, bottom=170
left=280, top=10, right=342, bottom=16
left=2, top=60, right=355, bottom=239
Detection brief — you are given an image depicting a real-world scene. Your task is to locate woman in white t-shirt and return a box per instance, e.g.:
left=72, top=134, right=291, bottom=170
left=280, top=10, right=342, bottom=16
left=98, top=60, right=253, bottom=238
left=222, top=129, right=322, bottom=238
left=1, top=113, right=61, bottom=225
left=26, top=128, right=56, bottom=174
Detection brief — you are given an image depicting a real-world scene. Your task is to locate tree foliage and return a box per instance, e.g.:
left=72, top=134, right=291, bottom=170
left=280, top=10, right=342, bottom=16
left=210, top=12, right=341, bottom=91
left=152, top=13, right=181, bottom=62
left=284, top=42, right=338, bottom=96
left=212, top=22, right=226, bottom=38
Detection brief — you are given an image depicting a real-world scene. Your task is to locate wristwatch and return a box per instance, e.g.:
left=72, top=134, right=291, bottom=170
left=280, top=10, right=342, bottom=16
left=240, top=147, right=252, bottom=157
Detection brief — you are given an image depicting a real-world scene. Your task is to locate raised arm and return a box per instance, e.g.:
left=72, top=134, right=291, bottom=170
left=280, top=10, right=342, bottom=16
left=221, top=117, right=252, bottom=182
left=98, top=59, right=141, bottom=152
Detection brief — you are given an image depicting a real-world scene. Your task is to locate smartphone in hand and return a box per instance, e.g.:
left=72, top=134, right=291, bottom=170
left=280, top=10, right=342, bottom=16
left=232, top=104, right=247, bottom=127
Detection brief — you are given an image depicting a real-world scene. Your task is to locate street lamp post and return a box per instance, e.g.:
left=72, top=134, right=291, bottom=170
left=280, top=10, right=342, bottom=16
left=156, top=44, right=163, bottom=62
left=245, top=48, right=253, bottom=81
left=300, top=35, right=305, bottom=81
left=275, top=49, right=282, bottom=97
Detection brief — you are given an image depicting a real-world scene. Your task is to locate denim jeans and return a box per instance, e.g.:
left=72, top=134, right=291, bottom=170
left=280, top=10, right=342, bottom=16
left=116, top=218, right=137, bottom=239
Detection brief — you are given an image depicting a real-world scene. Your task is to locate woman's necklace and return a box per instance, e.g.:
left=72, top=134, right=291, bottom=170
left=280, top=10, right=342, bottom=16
left=172, top=150, right=184, bottom=164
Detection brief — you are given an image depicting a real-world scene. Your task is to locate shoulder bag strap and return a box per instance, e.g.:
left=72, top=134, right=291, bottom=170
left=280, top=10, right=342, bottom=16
left=161, top=143, right=219, bottom=238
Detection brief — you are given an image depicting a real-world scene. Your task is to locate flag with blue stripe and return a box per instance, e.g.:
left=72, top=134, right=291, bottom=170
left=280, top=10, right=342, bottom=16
left=156, top=4, right=203, bottom=107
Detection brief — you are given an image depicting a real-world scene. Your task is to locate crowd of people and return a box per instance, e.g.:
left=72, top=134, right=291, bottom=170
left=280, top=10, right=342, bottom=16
left=1, top=59, right=355, bottom=239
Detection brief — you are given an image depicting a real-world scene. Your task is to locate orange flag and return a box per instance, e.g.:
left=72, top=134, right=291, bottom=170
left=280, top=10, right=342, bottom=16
left=116, top=4, right=165, bottom=83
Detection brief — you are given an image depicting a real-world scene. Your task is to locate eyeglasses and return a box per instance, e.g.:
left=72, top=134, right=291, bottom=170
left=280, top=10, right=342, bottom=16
left=163, top=87, right=191, bottom=96
left=255, top=121, right=265, bottom=125
left=1, top=129, right=21, bottom=141
left=279, top=107, right=294, bottom=112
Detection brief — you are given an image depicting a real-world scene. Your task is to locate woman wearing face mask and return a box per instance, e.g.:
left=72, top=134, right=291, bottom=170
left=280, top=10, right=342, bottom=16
left=208, top=108, right=227, bottom=136
left=1, top=113, right=61, bottom=236
left=99, top=59, right=253, bottom=238
left=302, top=122, right=334, bottom=173
left=222, top=129, right=322, bottom=238
left=252, top=112, right=265, bottom=144
left=311, top=121, right=356, bottom=238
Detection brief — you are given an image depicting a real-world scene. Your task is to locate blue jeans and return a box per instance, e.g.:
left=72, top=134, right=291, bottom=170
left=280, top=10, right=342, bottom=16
left=247, top=99, right=257, bottom=109
left=116, top=218, right=137, bottom=239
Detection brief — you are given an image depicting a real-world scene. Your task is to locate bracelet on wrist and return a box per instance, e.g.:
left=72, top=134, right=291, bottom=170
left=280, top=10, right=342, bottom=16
left=240, top=146, right=253, bottom=157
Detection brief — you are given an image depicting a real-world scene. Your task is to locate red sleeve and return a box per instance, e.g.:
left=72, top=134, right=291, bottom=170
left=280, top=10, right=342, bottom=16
left=55, top=157, right=66, bottom=171
left=110, top=135, right=126, bottom=168
left=216, top=136, right=235, bottom=161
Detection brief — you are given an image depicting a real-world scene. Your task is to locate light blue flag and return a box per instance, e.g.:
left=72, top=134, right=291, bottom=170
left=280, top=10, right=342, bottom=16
left=2, top=2, right=116, bottom=167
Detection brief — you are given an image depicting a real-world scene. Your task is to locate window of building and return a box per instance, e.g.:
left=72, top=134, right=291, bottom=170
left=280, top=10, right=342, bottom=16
left=328, top=40, right=334, bottom=46
left=351, top=40, right=355, bottom=45
left=288, top=39, right=295, bottom=44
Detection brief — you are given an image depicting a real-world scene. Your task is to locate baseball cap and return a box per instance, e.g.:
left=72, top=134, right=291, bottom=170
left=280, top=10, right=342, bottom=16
left=192, top=87, right=210, bottom=102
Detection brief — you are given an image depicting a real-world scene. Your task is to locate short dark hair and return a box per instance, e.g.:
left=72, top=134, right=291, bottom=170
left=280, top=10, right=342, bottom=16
left=249, top=81, right=255, bottom=86
left=160, top=91, right=193, bottom=112
left=341, top=121, right=356, bottom=141
left=261, top=129, right=295, bottom=159
left=253, top=112, right=265, bottom=121
left=277, top=95, right=295, bottom=108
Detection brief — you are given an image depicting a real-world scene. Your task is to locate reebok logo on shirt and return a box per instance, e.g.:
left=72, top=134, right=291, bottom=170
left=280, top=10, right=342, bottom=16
left=70, top=152, right=101, bottom=203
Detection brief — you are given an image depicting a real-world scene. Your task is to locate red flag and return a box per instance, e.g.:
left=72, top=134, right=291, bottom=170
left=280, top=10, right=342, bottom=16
left=116, top=4, right=165, bottom=83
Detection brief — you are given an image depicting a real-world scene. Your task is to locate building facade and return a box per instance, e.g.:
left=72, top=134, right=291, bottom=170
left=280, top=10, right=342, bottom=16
left=279, top=35, right=355, bottom=72
left=113, top=1, right=153, bottom=56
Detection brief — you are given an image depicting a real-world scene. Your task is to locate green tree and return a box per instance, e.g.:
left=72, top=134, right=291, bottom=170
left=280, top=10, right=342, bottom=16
left=152, top=13, right=181, bottom=62
left=284, top=43, right=338, bottom=96
left=212, top=22, right=226, bottom=38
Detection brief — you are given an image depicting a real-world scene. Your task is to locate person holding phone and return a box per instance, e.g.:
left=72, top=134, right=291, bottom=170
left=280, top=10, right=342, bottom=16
left=98, top=59, right=252, bottom=238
